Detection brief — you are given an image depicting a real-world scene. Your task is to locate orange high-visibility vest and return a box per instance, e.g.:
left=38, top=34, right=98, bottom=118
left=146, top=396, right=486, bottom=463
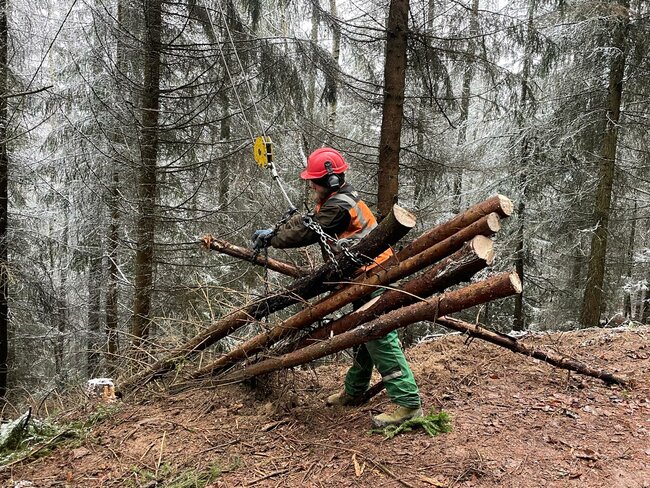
left=315, top=190, right=394, bottom=268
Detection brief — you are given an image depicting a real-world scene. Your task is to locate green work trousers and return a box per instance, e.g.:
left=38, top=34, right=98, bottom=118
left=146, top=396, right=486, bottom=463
left=344, top=330, right=421, bottom=409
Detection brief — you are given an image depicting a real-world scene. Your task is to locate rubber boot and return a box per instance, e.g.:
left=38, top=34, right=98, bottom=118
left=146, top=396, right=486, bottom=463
left=372, top=405, right=423, bottom=428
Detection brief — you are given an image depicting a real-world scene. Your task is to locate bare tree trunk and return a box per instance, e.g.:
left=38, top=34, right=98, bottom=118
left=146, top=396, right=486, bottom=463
left=104, top=0, right=128, bottom=374
left=326, top=0, right=340, bottom=137
left=453, top=0, right=479, bottom=213
left=0, top=0, right=8, bottom=400
left=204, top=237, right=308, bottom=278
left=623, top=199, right=637, bottom=318
left=132, top=0, right=162, bottom=346
left=413, top=0, right=435, bottom=207
left=218, top=94, right=230, bottom=206
left=306, top=4, right=318, bottom=120
left=106, top=169, right=120, bottom=373
left=377, top=0, right=409, bottom=219
left=87, top=231, right=102, bottom=377
left=54, top=211, right=69, bottom=386
left=580, top=1, right=629, bottom=327
left=513, top=0, right=536, bottom=331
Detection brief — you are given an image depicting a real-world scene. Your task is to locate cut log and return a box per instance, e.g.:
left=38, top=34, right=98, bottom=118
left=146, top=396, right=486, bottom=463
left=200, top=213, right=501, bottom=379
left=188, top=234, right=495, bottom=380
left=397, top=194, right=512, bottom=261
left=297, top=235, right=495, bottom=348
left=119, top=204, right=416, bottom=394
left=203, top=236, right=307, bottom=278
left=216, top=272, right=522, bottom=384
left=434, top=316, right=628, bottom=385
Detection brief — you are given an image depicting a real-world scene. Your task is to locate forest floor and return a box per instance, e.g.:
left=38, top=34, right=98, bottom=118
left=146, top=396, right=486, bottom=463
left=1, top=325, right=649, bottom=488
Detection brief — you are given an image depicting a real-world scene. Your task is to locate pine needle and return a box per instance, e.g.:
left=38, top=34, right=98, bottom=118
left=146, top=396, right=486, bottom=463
left=374, top=410, right=452, bottom=439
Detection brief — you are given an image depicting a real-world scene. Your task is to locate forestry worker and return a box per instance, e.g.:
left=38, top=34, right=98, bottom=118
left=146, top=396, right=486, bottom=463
left=251, top=147, right=422, bottom=428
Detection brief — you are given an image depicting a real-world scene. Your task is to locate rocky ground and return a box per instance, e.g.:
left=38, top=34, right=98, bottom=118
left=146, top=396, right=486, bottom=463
left=1, top=325, right=649, bottom=487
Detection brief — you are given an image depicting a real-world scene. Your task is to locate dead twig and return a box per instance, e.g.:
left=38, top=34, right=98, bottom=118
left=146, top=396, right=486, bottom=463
left=301, top=460, right=318, bottom=483
left=155, top=432, right=166, bottom=477
left=195, top=438, right=240, bottom=456
left=245, top=467, right=291, bottom=486
left=291, top=438, right=417, bottom=488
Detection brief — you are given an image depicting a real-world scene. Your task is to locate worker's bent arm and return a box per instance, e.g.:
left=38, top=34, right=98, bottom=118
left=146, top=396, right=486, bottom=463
left=270, top=205, right=350, bottom=249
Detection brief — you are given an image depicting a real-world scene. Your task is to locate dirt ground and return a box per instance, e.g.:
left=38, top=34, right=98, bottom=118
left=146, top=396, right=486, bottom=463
left=1, top=325, right=649, bottom=487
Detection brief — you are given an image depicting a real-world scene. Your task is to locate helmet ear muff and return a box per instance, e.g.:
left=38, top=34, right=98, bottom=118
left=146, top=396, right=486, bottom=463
left=324, top=161, right=341, bottom=190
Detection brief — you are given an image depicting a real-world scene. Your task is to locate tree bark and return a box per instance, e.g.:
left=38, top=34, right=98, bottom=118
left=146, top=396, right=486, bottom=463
left=513, top=0, right=537, bottom=331
left=190, top=235, right=495, bottom=379
left=397, top=194, right=512, bottom=260
left=87, top=239, right=103, bottom=378
left=119, top=205, right=415, bottom=393
left=623, top=199, right=637, bottom=319
left=132, top=0, right=162, bottom=346
left=580, top=1, right=629, bottom=328
left=203, top=236, right=308, bottom=278
left=106, top=168, right=120, bottom=373
left=104, top=0, right=128, bottom=374
left=0, top=0, right=8, bottom=400
left=377, top=0, right=409, bottom=219
left=217, top=272, right=521, bottom=384
left=54, top=212, right=69, bottom=387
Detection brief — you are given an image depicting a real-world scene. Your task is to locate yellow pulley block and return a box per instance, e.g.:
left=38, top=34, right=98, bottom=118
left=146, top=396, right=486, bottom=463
left=253, top=136, right=273, bottom=168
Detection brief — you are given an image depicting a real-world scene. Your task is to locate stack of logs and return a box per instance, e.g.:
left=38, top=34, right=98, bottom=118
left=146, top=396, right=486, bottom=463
left=119, top=195, right=626, bottom=395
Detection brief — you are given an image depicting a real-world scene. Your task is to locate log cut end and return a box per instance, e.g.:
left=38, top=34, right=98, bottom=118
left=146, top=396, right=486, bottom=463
left=496, top=195, right=514, bottom=217
left=486, top=212, right=502, bottom=233
left=470, top=235, right=495, bottom=265
left=210, top=238, right=227, bottom=251
left=392, top=204, right=417, bottom=229
left=510, top=272, right=523, bottom=294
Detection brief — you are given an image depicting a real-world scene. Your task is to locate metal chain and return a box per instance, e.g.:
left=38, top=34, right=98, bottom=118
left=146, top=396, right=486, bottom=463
left=302, top=215, right=369, bottom=272
left=338, top=238, right=372, bottom=267
left=302, top=215, right=339, bottom=268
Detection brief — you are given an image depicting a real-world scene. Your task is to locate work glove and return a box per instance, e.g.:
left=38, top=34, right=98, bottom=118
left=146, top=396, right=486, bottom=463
left=252, top=229, right=274, bottom=250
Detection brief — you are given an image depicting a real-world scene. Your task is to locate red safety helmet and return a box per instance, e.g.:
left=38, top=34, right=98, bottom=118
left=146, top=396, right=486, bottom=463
left=300, top=147, right=349, bottom=180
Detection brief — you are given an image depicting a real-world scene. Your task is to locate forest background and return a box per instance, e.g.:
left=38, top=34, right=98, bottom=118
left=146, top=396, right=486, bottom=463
left=0, top=0, right=645, bottom=406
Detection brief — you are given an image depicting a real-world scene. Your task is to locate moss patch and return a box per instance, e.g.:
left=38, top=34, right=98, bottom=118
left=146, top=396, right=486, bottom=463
left=373, top=410, right=452, bottom=439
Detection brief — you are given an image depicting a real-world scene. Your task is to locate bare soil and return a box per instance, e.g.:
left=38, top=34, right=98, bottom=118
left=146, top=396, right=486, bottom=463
left=2, top=325, right=649, bottom=487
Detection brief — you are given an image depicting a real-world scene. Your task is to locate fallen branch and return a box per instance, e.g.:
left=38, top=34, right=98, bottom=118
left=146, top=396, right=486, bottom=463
left=434, top=316, right=628, bottom=386
left=202, top=236, right=307, bottom=278
left=2, top=85, right=53, bottom=99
